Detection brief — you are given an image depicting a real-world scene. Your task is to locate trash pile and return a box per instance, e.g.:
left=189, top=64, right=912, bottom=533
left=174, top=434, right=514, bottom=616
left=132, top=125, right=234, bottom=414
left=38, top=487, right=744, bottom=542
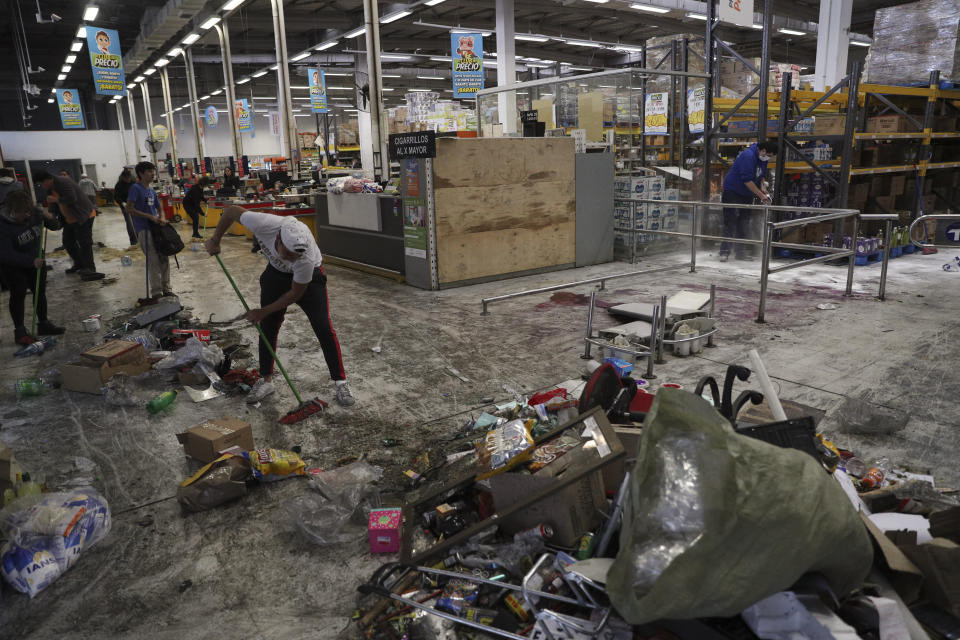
left=344, top=357, right=960, bottom=640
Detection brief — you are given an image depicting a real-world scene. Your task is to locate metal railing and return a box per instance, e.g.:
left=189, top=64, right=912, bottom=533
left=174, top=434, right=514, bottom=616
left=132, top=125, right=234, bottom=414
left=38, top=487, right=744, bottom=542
left=479, top=199, right=899, bottom=321
left=909, top=214, right=960, bottom=250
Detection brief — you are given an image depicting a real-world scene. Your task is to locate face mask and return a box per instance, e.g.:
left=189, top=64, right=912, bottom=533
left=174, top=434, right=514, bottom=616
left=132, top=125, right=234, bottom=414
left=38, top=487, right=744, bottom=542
left=758, top=153, right=769, bottom=162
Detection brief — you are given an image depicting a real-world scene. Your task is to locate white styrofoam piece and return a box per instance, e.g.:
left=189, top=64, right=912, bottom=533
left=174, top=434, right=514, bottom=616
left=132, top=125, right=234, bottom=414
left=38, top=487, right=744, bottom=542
left=741, top=592, right=834, bottom=640
left=607, top=302, right=707, bottom=322
left=597, top=320, right=654, bottom=339
left=667, top=290, right=711, bottom=310
left=869, top=513, right=933, bottom=544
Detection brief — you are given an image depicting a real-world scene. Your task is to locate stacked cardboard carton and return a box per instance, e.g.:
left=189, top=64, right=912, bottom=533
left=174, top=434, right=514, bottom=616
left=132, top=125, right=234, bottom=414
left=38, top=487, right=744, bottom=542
left=866, top=0, right=960, bottom=86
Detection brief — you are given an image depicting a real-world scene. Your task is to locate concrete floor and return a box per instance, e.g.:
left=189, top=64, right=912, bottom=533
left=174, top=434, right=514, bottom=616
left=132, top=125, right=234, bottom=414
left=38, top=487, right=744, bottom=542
left=2, top=208, right=958, bottom=639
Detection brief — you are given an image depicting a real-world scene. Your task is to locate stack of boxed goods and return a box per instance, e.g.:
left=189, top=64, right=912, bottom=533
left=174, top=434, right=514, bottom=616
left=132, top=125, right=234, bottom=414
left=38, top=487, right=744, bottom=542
left=865, top=0, right=960, bottom=86
left=397, top=98, right=478, bottom=134
left=718, top=58, right=801, bottom=98
left=779, top=173, right=840, bottom=244
left=613, top=173, right=669, bottom=253
left=338, top=120, right=358, bottom=146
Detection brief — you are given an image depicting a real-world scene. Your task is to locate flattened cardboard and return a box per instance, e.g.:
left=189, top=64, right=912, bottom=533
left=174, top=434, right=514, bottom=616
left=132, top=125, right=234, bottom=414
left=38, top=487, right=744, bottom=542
left=861, top=512, right=924, bottom=605
left=61, top=341, right=151, bottom=394
left=176, top=417, right=255, bottom=463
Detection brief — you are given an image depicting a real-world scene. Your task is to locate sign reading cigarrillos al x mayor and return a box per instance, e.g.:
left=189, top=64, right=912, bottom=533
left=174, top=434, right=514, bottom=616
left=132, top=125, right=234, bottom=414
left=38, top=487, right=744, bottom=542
left=86, top=26, right=125, bottom=96
left=389, top=132, right=437, bottom=160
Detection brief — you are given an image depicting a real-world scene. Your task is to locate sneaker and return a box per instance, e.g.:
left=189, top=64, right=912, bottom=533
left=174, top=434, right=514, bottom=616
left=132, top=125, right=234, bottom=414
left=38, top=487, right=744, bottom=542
left=247, top=379, right=275, bottom=404
left=719, top=254, right=729, bottom=263
left=14, top=328, right=37, bottom=345
left=37, top=322, right=65, bottom=336
left=191, top=233, right=203, bottom=239
left=81, top=271, right=105, bottom=281
left=335, top=382, right=355, bottom=407
left=161, top=290, right=175, bottom=298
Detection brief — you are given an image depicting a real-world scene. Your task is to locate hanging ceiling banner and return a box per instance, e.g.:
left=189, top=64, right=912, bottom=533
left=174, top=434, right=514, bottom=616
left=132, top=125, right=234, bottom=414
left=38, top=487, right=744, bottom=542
left=86, top=26, right=125, bottom=95
left=56, top=89, right=85, bottom=129
left=308, top=68, right=328, bottom=113
left=451, top=33, right=484, bottom=98
left=205, top=105, right=219, bottom=128
left=269, top=111, right=281, bottom=137
left=235, top=99, right=253, bottom=132
left=719, top=0, right=755, bottom=28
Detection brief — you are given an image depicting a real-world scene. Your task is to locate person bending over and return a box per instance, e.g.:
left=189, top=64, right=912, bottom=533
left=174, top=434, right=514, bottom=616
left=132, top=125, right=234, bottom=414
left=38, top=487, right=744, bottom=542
left=205, top=207, right=354, bottom=407
left=33, top=170, right=103, bottom=280
left=183, top=176, right=211, bottom=239
left=0, top=190, right=65, bottom=344
left=720, top=141, right=776, bottom=262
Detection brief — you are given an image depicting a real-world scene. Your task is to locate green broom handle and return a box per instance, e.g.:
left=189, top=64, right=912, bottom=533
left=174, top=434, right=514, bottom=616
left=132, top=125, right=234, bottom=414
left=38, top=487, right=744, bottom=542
left=31, top=227, right=48, bottom=336
left=214, top=253, right=303, bottom=404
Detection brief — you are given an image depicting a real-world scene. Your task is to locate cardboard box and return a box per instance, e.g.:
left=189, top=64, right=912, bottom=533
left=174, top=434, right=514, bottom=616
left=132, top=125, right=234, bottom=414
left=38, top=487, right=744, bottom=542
left=934, top=115, right=958, bottom=132
left=849, top=182, right=870, bottom=201
left=61, top=340, right=151, bottom=394
left=176, top=417, right=254, bottom=463
left=814, top=114, right=846, bottom=136
left=0, top=442, right=14, bottom=484
left=922, top=194, right=937, bottom=212
left=870, top=175, right=892, bottom=196
left=873, top=195, right=896, bottom=212
left=866, top=115, right=916, bottom=134
left=858, top=146, right=880, bottom=167
left=888, top=174, right=907, bottom=196
left=368, top=508, right=402, bottom=554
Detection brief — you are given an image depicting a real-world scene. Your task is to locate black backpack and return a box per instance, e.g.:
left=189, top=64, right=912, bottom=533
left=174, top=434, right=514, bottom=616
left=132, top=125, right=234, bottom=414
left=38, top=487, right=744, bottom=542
left=151, top=223, right=184, bottom=256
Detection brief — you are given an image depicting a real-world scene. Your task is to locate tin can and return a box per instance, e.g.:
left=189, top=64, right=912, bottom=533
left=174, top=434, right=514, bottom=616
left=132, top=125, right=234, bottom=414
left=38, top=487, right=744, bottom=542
left=515, top=524, right=554, bottom=540
left=860, top=467, right=885, bottom=490
left=576, top=532, right=596, bottom=560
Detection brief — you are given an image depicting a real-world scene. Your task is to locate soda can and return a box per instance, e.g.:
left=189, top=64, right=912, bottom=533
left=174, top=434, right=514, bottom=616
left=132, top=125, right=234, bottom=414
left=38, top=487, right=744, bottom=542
left=576, top=532, right=596, bottom=560
left=860, top=467, right=885, bottom=490
left=515, top=524, right=554, bottom=541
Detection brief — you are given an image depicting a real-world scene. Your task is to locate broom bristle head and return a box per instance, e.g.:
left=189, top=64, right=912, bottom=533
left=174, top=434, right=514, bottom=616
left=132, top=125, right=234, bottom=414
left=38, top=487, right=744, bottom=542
left=279, top=398, right=327, bottom=424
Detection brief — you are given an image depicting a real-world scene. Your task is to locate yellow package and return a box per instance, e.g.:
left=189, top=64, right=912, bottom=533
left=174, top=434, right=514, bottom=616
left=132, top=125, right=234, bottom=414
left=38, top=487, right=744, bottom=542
left=243, top=448, right=306, bottom=482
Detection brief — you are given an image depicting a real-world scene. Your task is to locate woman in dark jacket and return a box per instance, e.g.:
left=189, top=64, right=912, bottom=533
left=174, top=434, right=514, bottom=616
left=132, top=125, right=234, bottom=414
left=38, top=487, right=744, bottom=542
left=0, top=190, right=65, bottom=344
left=183, top=176, right=211, bottom=239
left=114, top=170, right=137, bottom=247
left=221, top=167, right=241, bottom=194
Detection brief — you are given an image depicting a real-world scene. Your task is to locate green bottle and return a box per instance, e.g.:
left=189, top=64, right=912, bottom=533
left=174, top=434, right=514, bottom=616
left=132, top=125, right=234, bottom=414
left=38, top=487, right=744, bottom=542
left=3, top=488, right=15, bottom=506
left=147, top=390, right=178, bottom=414
left=15, top=378, right=43, bottom=398
left=17, top=472, right=41, bottom=498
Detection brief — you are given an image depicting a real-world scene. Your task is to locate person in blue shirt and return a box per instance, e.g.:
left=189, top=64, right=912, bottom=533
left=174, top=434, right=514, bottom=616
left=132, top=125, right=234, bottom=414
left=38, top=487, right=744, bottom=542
left=125, top=161, right=173, bottom=299
left=720, top=141, right=777, bottom=261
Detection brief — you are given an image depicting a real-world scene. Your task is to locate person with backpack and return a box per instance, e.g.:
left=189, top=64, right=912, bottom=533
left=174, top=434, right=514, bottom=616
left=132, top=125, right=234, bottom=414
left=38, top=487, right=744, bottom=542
left=33, top=169, right=103, bottom=280
left=0, top=190, right=65, bottom=345
left=182, top=176, right=210, bottom=239
left=126, top=161, right=174, bottom=299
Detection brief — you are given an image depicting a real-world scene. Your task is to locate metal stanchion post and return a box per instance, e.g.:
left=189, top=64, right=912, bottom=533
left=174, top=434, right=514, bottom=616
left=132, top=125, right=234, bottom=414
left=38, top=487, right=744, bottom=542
left=879, top=217, right=891, bottom=301
left=757, top=208, right=772, bottom=323
left=582, top=290, right=596, bottom=359
left=656, top=294, right=668, bottom=364
left=845, top=214, right=859, bottom=296
left=645, top=304, right=659, bottom=380
left=706, top=283, right=717, bottom=347
left=690, top=203, right=697, bottom=273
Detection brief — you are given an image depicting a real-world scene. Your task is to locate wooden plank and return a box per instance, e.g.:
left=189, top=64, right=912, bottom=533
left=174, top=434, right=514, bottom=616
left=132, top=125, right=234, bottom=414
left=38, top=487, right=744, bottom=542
left=434, top=181, right=575, bottom=236
left=433, top=138, right=574, bottom=189
left=437, top=223, right=576, bottom=283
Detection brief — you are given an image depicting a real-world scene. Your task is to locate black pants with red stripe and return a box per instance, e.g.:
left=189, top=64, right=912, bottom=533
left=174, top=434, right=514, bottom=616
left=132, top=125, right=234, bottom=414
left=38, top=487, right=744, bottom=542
left=259, top=264, right=346, bottom=381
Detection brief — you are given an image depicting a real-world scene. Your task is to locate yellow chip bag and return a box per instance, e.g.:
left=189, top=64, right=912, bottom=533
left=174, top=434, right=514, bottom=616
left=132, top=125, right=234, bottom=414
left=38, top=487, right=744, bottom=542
left=243, top=448, right=306, bottom=482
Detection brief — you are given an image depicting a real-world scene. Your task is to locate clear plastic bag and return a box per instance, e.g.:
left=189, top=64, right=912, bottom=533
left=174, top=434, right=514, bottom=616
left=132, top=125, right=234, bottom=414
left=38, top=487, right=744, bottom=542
left=102, top=373, right=138, bottom=407
left=155, top=337, right=224, bottom=370
left=288, top=461, right=383, bottom=545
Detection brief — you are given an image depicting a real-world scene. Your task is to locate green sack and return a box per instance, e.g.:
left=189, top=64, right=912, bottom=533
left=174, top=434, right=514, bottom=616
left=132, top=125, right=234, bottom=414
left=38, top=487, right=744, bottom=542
left=607, top=388, right=873, bottom=624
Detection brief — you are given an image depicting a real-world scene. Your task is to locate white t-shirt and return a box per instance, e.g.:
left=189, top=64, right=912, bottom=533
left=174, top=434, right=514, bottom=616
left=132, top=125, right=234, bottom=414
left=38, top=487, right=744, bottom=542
left=240, top=211, right=323, bottom=284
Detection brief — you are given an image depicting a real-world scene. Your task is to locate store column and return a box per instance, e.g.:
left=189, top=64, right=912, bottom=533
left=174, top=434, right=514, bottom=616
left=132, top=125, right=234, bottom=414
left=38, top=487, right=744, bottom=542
left=183, top=49, right=206, bottom=173
left=126, top=89, right=141, bottom=163
left=814, top=0, right=852, bottom=91
left=271, top=0, right=297, bottom=177
left=139, top=81, right=158, bottom=167
left=115, top=101, right=130, bottom=166
left=495, top=0, right=517, bottom=134
left=360, top=0, right=389, bottom=178
left=214, top=22, right=243, bottom=169
left=160, top=66, right=180, bottom=178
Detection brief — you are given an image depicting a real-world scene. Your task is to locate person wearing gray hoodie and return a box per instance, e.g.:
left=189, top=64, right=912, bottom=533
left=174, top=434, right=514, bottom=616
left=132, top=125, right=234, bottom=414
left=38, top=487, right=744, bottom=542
left=33, top=169, right=103, bottom=281
left=0, top=168, right=24, bottom=208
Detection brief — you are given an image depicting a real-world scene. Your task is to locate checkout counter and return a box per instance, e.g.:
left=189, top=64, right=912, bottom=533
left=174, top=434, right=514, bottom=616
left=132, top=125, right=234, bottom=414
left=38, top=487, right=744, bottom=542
left=312, top=192, right=405, bottom=276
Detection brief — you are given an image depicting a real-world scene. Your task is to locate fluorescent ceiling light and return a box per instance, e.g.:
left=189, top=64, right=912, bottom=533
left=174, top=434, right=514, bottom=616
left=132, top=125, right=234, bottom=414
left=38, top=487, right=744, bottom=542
left=850, top=40, right=871, bottom=47
left=315, top=40, right=338, bottom=51
left=134, top=75, right=145, bottom=82
left=584, top=0, right=609, bottom=3
left=167, top=47, right=183, bottom=57
left=686, top=13, right=708, bottom=20
left=382, top=74, right=401, bottom=78
left=48, top=98, right=55, bottom=103
left=155, top=59, right=170, bottom=67
left=430, top=56, right=452, bottom=62
left=526, top=63, right=552, bottom=68
left=327, top=86, right=354, bottom=90
left=211, top=89, right=223, bottom=95
left=417, top=75, right=445, bottom=79
left=127, top=83, right=136, bottom=89
left=382, top=88, right=395, bottom=91
left=325, top=72, right=350, bottom=76
left=200, top=16, right=221, bottom=30
left=344, top=26, right=367, bottom=38
left=751, top=24, right=764, bottom=29
left=516, top=34, right=549, bottom=42
left=252, top=96, right=275, bottom=100
left=425, top=0, right=447, bottom=4
left=57, top=74, right=66, bottom=81
left=630, top=3, right=670, bottom=13
left=566, top=40, right=602, bottom=47
left=408, top=88, right=432, bottom=92
left=221, top=0, right=245, bottom=10
left=381, top=10, right=412, bottom=23
left=70, top=41, right=83, bottom=52
left=237, top=77, right=251, bottom=84
left=290, top=51, right=311, bottom=61
left=76, top=27, right=87, bottom=38
left=66, top=55, right=77, bottom=64
left=182, top=33, right=201, bottom=45
left=615, top=45, right=643, bottom=53
left=270, top=65, right=279, bottom=70
left=381, top=54, right=411, bottom=60
left=778, top=28, right=806, bottom=36
left=61, top=65, right=72, bottom=73
left=567, top=66, right=593, bottom=71
left=83, top=6, right=99, bottom=21
left=294, top=114, right=312, bottom=118
left=452, top=29, right=492, bottom=36
left=181, top=102, right=190, bottom=107
left=200, top=94, right=211, bottom=100
left=252, top=70, right=268, bottom=77
left=255, top=109, right=269, bottom=112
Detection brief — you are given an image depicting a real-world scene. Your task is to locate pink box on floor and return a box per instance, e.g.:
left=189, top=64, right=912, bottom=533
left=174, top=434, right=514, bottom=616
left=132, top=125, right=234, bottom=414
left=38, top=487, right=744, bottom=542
left=368, top=508, right=402, bottom=553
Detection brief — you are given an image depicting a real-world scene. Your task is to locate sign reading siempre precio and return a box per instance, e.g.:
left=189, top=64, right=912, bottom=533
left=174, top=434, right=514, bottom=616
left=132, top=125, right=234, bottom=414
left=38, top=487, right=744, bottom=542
left=389, top=132, right=437, bottom=160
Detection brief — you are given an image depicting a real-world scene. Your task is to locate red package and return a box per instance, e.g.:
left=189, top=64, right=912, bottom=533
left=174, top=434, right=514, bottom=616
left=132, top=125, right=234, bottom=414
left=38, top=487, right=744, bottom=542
left=528, top=388, right=567, bottom=406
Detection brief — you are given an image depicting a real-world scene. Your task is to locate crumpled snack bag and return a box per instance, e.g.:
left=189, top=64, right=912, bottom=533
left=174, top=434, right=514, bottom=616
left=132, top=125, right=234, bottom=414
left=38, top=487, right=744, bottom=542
left=243, top=449, right=306, bottom=482
left=177, top=453, right=252, bottom=512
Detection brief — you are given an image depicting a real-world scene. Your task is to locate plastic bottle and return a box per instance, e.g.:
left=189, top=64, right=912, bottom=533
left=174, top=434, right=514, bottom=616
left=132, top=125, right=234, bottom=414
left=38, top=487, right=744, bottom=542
left=3, top=488, right=15, bottom=506
left=15, top=378, right=44, bottom=398
left=146, top=390, right=178, bottom=414
left=17, top=473, right=41, bottom=498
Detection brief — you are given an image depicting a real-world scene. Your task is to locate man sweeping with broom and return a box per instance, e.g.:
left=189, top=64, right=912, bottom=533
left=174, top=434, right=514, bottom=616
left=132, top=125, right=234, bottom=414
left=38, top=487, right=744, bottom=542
left=205, top=205, right=355, bottom=409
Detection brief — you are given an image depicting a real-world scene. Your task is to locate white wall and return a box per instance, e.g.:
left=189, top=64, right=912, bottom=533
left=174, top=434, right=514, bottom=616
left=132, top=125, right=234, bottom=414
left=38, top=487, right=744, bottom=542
left=0, top=129, right=143, bottom=187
